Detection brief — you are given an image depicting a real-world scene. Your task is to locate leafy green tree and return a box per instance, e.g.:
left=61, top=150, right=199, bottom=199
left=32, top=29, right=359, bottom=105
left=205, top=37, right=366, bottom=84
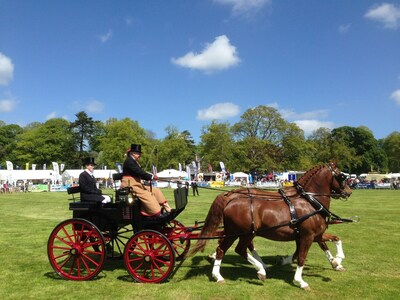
left=331, top=126, right=387, bottom=173
left=14, top=118, right=75, bottom=169
left=0, top=123, right=23, bottom=167
left=307, top=127, right=333, bottom=164
left=234, top=137, right=278, bottom=173
left=198, top=121, right=235, bottom=172
left=156, top=126, right=196, bottom=171
left=231, top=105, right=297, bottom=172
left=281, top=123, right=308, bottom=170
left=382, top=131, right=400, bottom=172
left=231, top=105, right=287, bottom=142
left=98, top=118, right=150, bottom=169
left=70, top=111, right=100, bottom=159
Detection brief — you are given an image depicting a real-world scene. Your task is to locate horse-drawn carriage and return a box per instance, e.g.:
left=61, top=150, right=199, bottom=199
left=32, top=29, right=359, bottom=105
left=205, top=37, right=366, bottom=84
left=47, top=173, right=196, bottom=283
left=48, top=163, right=355, bottom=289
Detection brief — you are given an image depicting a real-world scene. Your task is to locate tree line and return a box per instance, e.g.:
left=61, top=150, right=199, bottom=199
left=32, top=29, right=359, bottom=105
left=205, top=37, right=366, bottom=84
left=1, top=106, right=399, bottom=175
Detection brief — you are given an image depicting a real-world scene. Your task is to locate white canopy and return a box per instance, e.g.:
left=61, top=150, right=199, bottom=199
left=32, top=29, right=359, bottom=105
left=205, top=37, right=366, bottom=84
left=232, top=172, right=249, bottom=183
left=62, top=169, right=117, bottom=180
left=0, top=170, right=57, bottom=182
left=232, top=172, right=249, bottom=179
left=157, top=169, right=188, bottom=179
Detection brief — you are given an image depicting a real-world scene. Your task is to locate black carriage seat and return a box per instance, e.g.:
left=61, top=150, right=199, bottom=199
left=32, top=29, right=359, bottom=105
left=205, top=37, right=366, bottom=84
left=67, top=186, right=97, bottom=210
left=112, top=172, right=123, bottom=182
left=67, top=185, right=113, bottom=211
left=67, top=186, right=81, bottom=202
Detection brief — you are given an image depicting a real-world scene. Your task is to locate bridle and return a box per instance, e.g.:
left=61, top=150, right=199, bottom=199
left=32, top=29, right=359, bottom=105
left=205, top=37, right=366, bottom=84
left=327, top=163, right=351, bottom=200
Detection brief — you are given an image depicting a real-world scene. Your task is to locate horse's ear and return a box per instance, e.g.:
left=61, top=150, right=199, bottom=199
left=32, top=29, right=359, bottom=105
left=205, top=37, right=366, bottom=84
left=328, top=161, right=338, bottom=168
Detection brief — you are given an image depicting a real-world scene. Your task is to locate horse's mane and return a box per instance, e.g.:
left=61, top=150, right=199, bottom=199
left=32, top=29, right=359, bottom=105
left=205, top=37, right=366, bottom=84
left=297, top=164, right=327, bottom=187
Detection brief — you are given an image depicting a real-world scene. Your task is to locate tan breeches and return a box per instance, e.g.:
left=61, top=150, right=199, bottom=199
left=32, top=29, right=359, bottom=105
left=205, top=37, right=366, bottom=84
left=121, top=177, right=166, bottom=216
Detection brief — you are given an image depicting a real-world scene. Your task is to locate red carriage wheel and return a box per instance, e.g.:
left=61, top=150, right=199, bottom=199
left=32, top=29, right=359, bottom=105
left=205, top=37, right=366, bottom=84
left=47, top=218, right=106, bottom=280
left=124, top=230, right=175, bottom=283
left=164, top=220, right=190, bottom=261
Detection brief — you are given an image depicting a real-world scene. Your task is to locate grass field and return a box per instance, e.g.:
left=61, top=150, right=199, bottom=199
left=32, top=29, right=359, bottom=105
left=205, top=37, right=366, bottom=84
left=0, top=188, right=399, bottom=300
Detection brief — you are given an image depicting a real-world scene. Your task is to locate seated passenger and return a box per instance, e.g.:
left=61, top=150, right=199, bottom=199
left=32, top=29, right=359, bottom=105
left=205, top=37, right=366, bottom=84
left=121, top=143, right=172, bottom=221
left=79, top=157, right=111, bottom=204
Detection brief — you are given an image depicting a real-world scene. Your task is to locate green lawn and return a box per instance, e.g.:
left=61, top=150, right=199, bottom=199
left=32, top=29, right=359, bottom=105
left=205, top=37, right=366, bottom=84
left=0, top=188, right=399, bottom=300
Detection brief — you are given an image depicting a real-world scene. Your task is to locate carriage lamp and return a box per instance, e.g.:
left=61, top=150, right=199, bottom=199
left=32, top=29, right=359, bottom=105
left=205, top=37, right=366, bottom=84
left=127, top=193, right=135, bottom=205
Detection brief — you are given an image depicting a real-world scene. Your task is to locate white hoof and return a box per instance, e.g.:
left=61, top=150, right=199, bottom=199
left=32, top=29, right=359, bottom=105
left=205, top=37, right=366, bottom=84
left=257, top=272, right=267, bottom=281
left=335, top=265, right=346, bottom=272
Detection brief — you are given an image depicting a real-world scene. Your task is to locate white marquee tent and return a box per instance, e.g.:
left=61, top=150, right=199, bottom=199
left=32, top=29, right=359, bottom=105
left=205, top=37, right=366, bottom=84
left=0, top=170, right=59, bottom=183
left=157, top=169, right=188, bottom=179
left=62, top=169, right=117, bottom=185
left=232, top=172, right=250, bottom=182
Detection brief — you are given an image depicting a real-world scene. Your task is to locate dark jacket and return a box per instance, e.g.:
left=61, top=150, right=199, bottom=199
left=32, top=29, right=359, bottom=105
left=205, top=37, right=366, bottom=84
left=122, top=155, right=153, bottom=181
left=79, top=171, right=104, bottom=202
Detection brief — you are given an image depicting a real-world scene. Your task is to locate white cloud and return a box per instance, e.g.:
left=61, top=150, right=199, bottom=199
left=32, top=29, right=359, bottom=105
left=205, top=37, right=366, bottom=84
left=99, top=29, right=113, bottom=43
left=390, top=89, right=400, bottom=106
left=365, top=3, right=400, bottom=29
left=0, top=98, right=17, bottom=112
left=280, top=109, right=330, bottom=120
left=197, top=102, right=240, bottom=120
left=270, top=103, right=334, bottom=136
left=46, top=111, right=58, bottom=120
left=86, top=100, right=104, bottom=113
left=338, top=23, right=351, bottom=33
left=171, top=35, right=240, bottom=73
left=0, top=53, right=14, bottom=86
left=214, top=0, right=271, bottom=16
left=294, top=120, right=335, bottom=136
left=46, top=112, right=69, bottom=120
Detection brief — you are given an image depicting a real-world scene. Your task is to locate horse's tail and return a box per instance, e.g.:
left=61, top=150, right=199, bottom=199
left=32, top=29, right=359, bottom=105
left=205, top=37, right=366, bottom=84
left=189, top=193, right=226, bottom=256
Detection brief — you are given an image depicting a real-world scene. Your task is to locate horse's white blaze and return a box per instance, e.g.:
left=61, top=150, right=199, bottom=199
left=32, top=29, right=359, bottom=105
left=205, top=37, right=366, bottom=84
left=212, top=259, right=225, bottom=282
left=294, top=265, right=309, bottom=289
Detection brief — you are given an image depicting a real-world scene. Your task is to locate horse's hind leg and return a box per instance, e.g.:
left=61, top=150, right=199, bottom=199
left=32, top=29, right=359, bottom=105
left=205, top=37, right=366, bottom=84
left=235, top=236, right=267, bottom=281
left=247, top=241, right=268, bottom=270
left=319, top=233, right=345, bottom=271
left=212, top=237, right=236, bottom=283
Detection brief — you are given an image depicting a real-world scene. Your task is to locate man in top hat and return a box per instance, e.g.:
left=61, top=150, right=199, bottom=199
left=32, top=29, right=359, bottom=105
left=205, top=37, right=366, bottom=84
left=79, top=157, right=111, bottom=203
left=121, top=144, right=172, bottom=219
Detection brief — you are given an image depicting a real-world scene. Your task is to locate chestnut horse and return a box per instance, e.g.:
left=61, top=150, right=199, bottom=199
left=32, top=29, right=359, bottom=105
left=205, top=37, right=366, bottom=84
left=190, top=162, right=352, bottom=289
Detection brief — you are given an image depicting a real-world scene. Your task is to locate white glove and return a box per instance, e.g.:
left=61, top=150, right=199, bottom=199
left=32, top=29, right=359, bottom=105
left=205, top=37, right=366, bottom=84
left=102, top=197, right=111, bottom=204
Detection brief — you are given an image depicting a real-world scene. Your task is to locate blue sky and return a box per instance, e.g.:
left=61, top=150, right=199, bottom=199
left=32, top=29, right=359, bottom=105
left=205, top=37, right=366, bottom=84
left=1, top=0, right=400, bottom=142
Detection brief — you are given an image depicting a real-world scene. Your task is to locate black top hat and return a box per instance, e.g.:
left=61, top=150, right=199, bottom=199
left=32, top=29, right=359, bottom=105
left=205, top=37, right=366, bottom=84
left=82, top=157, right=96, bottom=166
left=129, top=144, right=142, bottom=154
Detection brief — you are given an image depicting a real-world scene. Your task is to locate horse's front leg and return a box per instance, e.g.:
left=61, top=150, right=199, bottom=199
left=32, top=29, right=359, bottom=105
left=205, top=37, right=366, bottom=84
left=319, top=233, right=345, bottom=271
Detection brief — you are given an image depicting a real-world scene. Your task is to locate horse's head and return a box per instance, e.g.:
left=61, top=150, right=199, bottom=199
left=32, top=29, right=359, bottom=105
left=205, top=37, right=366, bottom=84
left=296, top=162, right=352, bottom=200
left=327, top=162, right=352, bottom=199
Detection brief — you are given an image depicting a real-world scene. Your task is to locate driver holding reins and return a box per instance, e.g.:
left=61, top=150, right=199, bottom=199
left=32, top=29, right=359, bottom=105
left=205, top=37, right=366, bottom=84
left=121, top=143, right=173, bottom=220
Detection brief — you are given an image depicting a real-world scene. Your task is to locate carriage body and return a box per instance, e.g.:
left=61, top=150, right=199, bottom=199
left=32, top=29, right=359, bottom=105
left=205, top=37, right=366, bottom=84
left=47, top=174, right=192, bottom=283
